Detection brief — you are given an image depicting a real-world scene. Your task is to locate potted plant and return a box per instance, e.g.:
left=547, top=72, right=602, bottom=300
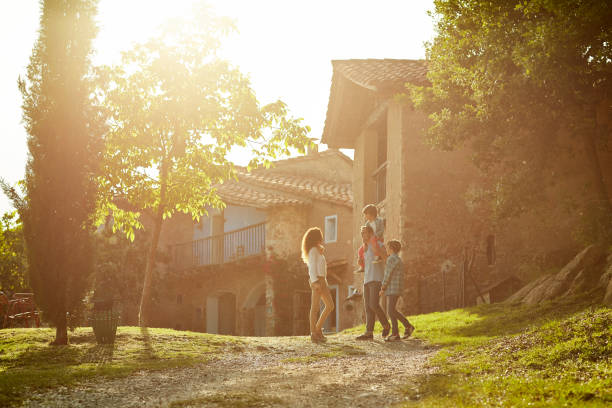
left=90, top=290, right=120, bottom=344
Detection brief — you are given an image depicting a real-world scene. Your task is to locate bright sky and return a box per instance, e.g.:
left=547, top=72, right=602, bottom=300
left=0, top=0, right=435, bottom=215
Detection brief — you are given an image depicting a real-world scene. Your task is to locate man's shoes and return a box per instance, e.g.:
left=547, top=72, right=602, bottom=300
left=356, top=333, right=373, bottom=340
left=385, top=334, right=401, bottom=342
left=382, top=325, right=391, bottom=338
left=402, top=325, right=415, bottom=339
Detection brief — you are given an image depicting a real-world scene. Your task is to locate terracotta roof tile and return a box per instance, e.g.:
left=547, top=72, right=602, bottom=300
left=216, top=182, right=310, bottom=208
left=332, top=59, right=429, bottom=91
left=215, top=155, right=353, bottom=209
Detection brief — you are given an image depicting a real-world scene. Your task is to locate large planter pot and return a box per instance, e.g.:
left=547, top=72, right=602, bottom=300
left=90, top=300, right=120, bottom=344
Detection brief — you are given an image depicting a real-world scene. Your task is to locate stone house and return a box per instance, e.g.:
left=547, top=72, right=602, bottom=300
left=152, top=149, right=358, bottom=335
left=322, top=59, right=612, bottom=313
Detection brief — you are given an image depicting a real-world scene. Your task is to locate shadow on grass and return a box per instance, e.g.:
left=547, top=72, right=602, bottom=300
left=4, top=329, right=117, bottom=368
left=448, top=290, right=603, bottom=340
left=138, top=326, right=157, bottom=360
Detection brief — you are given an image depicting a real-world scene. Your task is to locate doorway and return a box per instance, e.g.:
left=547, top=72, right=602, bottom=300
left=217, top=292, right=236, bottom=335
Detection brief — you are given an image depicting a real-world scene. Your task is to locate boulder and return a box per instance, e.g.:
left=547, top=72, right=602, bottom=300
left=505, top=274, right=553, bottom=304
left=507, top=244, right=609, bottom=305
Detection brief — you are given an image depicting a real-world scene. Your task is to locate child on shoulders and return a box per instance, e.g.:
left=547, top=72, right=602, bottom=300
left=356, top=204, right=386, bottom=272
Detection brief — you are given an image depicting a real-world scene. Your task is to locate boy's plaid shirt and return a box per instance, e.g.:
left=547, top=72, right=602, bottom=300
left=382, top=253, right=404, bottom=295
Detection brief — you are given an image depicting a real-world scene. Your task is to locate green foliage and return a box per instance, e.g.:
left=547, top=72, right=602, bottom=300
left=0, top=212, right=27, bottom=292
left=12, top=0, right=104, bottom=343
left=95, top=5, right=311, bottom=326
left=95, top=5, right=312, bottom=235
left=0, top=327, right=240, bottom=406
left=411, top=0, right=612, bottom=242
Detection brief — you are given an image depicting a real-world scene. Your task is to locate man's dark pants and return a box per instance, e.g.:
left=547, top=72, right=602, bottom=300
left=363, top=281, right=389, bottom=332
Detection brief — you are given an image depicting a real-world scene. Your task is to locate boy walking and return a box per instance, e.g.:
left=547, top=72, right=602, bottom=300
left=379, top=240, right=415, bottom=341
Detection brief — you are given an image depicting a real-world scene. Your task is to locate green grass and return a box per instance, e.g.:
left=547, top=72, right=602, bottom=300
left=379, top=293, right=612, bottom=407
left=0, top=326, right=241, bottom=407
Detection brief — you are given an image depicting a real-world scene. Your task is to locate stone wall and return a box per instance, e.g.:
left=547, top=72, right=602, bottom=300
left=265, top=205, right=309, bottom=258
left=153, top=260, right=268, bottom=334
left=352, top=101, right=491, bottom=315
left=267, top=150, right=353, bottom=184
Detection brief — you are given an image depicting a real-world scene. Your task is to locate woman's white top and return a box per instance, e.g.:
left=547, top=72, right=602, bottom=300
left=307, top=246, right=327, bottom=283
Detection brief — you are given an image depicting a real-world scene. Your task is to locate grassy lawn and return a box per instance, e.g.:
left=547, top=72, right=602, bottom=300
left=347, top=293, right=611, bottom=407
left=0, top=326, right=241, bottom=406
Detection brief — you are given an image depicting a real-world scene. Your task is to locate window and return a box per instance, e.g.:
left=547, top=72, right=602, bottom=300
left=324, top=215, right=338, bottom=243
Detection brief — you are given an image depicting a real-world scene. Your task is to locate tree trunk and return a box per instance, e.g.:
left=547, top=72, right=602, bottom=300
left=138, top=159, right=168, bottom=327
left=138, top=208, right=164, bottom=327
left=51, top=313, right=68, bottom=345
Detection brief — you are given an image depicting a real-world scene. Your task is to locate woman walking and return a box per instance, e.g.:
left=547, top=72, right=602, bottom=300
left=302, top=227, right=334, bottom=343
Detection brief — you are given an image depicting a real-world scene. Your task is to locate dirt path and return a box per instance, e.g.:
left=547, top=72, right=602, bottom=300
left=22, top=333, right=437, bottom=408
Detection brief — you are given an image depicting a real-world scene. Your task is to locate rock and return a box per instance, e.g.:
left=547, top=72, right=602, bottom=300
left=505, top=274, right=552, bottom=303
left=521, top=275, right=556, bottom=305
left=562, top=269, right=587, bottom=297
left=599, top=257, right=612, bottom=289
left=507, top=244, right=608, bottom=305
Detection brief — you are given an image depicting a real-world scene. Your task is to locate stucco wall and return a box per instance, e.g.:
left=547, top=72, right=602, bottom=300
left=265, top=205, right=309, bottom=258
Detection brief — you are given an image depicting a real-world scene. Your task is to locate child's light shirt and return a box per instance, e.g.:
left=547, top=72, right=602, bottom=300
left=307, top=247, right=327, bottom=283
left=366, top=217, right=385, bottom=240
left=368, top=220, right=377, bottom=235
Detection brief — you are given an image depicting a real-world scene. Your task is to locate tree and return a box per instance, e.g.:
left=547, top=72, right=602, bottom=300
left=410, top=0, right=612, bottom=243
left=0, top=212, right=27, bottom=293
left=96, top=7, right=311, bottom=327
left=7, top=0, right=102, bottom=344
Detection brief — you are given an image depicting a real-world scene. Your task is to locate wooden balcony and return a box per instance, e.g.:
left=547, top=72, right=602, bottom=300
left=173, top=222, right=266, bottom=269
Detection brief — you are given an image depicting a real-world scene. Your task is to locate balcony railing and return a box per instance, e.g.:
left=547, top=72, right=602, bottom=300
left=173, top=222, right=266, bottom=269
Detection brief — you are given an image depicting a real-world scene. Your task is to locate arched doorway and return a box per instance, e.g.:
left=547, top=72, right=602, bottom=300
left=242, top=281, right=267, bottom=336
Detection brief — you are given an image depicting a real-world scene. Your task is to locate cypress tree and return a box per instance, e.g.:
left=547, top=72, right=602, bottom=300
left=15, top=0, right=101, bottom=344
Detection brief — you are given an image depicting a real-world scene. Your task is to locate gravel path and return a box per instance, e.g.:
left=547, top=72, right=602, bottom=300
left=22, top=333, right=437, bottom=408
